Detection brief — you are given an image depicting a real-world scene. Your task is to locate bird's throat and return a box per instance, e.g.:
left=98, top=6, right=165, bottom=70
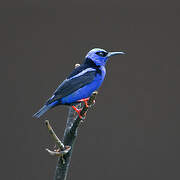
left=84, top=58, right=100, bottom=68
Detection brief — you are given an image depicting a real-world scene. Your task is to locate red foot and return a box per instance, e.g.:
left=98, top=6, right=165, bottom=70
left=77, top=98, right=89, bottom=108
left=72, top=105, right=83, bottom=119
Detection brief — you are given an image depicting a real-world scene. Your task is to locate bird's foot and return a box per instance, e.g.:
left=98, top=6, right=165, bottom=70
left=72, top=105, right=84, bottom=119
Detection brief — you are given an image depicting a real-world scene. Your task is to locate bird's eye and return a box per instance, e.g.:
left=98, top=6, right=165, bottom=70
left=96, top=51, right=108, bottom=57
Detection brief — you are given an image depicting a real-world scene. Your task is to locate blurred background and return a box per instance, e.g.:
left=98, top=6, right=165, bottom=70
left=3, top=0, right=180, bottom=179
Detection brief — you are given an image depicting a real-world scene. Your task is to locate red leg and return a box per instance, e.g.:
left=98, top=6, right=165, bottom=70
left=84, top=101, right=88, bottom=108
left=72, top=105, right=83, bottom=119
left=77, top=98, right=89, bottom=108
left=77, top=98, right=89, bottom=102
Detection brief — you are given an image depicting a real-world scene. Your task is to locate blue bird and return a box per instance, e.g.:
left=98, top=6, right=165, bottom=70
left=33, top=48, right=125, bottom=118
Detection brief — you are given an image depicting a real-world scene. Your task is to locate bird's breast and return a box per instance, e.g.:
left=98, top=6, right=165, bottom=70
left=97, top=66, right=106, bottom=81
left=91, top=66, right=106, bottom=89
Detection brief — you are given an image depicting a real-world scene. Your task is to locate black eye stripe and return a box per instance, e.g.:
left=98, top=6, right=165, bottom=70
left=95, top=51, right=108, bottom=57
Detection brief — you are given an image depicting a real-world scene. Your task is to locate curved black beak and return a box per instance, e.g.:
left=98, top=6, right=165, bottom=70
left=107, top=51, right=125, bottom=58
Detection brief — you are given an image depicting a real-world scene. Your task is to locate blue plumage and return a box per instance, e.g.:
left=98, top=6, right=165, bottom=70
left=33, top=48, right=125, bottom=118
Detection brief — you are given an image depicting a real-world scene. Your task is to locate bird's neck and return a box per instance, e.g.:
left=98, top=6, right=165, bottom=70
left=84, top=58, right=101, bottom=69
left=84, top=58, right=106, bottom=75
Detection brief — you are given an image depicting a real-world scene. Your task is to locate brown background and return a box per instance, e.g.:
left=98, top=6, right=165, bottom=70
left=3, top=0, right=180, bottom=179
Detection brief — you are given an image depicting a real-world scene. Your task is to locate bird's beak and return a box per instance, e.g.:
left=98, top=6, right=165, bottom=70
left=107, top=51, right=125, bottom=58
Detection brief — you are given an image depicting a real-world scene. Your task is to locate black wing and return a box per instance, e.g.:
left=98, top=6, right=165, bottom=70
left=46, top=70, right=96, bottom=104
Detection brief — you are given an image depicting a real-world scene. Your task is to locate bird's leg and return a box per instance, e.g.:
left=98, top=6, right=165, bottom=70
left=72, top=98, right=90, bottom=119
left=72, top=105, right=83, bottom=119
left=84, top=100, right=88, bottom=108
left=77, top=98, right=89, bottom=108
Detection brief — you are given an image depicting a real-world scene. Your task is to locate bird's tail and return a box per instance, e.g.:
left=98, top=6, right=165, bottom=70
left=33, top=105, right=51, bottom=118
left=33, top=100, right=59, bottom=118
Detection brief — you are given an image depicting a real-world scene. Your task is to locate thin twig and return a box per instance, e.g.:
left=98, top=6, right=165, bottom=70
left=45, top=146, right=71, bottom=157
left=45, top=120, right=65, bottom=151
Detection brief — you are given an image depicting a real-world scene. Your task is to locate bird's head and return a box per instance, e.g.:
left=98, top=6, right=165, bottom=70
left=85, top=48, right=125, bottom=66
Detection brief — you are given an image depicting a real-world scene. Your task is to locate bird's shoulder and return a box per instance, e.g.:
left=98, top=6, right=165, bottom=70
left=68, top=65, right=96, bottom=79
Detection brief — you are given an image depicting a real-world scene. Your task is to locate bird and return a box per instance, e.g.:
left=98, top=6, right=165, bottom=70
left=33, top=48, right=125, bottom=118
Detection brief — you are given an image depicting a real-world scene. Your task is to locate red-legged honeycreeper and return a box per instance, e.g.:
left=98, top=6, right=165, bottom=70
left=33, top=48, right=125, bottom=118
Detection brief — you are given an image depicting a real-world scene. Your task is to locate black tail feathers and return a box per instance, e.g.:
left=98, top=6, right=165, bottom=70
left=33, top=105, right=51, bottom=118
